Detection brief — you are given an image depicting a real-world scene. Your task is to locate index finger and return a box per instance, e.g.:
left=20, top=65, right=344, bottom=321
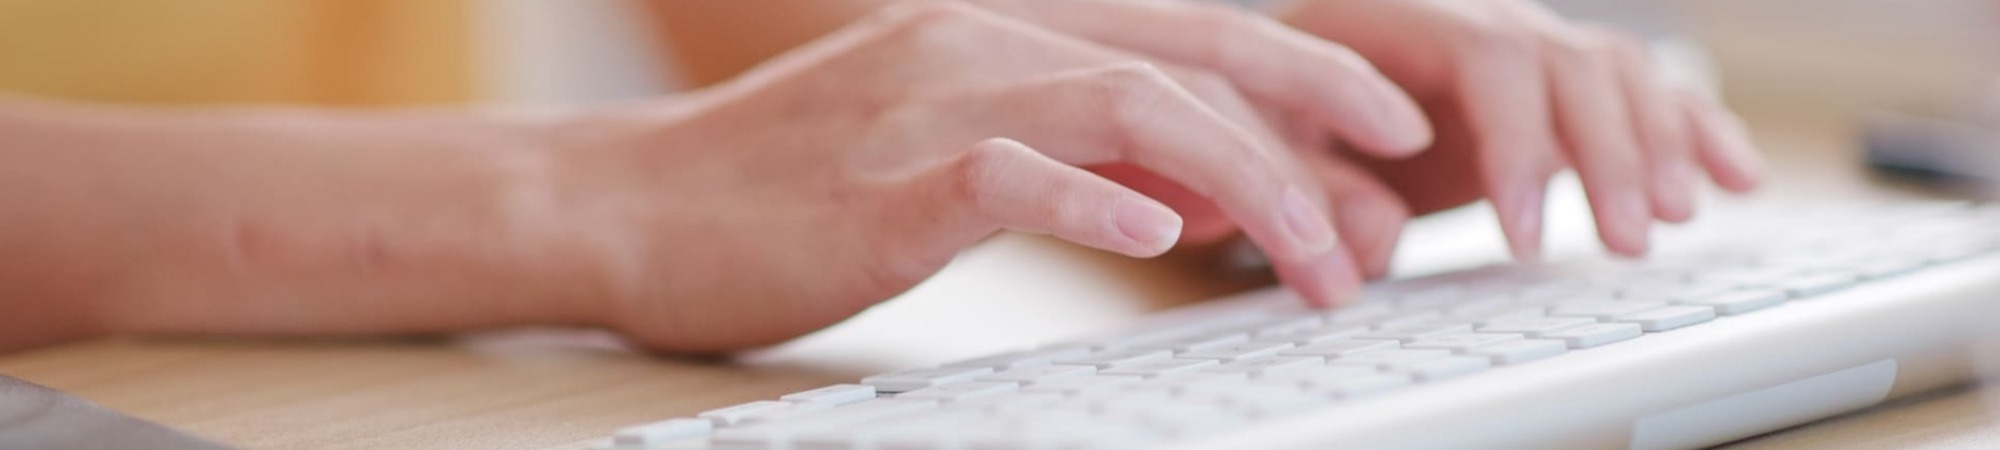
left=975, top=0, right=1435, bottom=158
left=932, top=63, right=1365, bottom=305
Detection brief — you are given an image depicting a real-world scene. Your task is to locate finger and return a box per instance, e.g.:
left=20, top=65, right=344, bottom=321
left=912, top=138, right=1184, bottom=258
left=943, top=63, right=1363, bottom=305
left=1455, top=39, right=1563, bottom=262
left=1545, top=34, right=1653, bottom=256
left=1300, top=151, right=1411, bottom=280
left=1602, top=30, right=1697, bottom=222
left=1091, top=164, right=1238, bottom=245
left=1680, top=90, right=1765, bottom=192
left=975, top=0, right=1434, bottom=157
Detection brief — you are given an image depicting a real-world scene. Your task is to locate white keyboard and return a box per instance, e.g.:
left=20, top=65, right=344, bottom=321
left=602, top=203, right=2000, bottom=450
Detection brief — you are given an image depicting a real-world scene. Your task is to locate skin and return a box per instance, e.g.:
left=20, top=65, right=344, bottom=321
left=0, top=1, right=1418, bottom=353
left=651, top=0, right=1766, bottom=265
left=0, top=0, right=1764, bottom=353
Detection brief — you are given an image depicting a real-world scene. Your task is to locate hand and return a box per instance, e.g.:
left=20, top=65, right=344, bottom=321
left=1276, top=0, right=1765, bottom=260
left=550, top=2, right=1424, bottom=351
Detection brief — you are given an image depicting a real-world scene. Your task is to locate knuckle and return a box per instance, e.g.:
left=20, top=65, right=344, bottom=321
left=882, top=0, right=981, bottom=25
left=950, top=139, right=1021, bottom=210
left=1457, top=19, right=1539, bottom=60
left=1185, top=3, right=1265, bottom=71
left=874, top=0, right=997, bottom=44
left=1086, top=62, right=1178, bottom=132
left=1547, top=33, right=1617, bottom=73
left=1187, top=1, right=1262, bottom=38
left=1171, top=69, right=1238, bottom=102
left=1093, top=61, right=1176, bottom=88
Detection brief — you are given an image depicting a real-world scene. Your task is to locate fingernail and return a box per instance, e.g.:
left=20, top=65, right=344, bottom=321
left=1280, top=187, right=1338, bottom=257
left=1507, top=184, right=1547, bottom=262
left=1113, top=196, right=1183, bottom=255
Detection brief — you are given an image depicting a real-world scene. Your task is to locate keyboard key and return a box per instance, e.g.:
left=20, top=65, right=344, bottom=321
left=1404, top=333, right=1524, bottom=352
left=861, top=366, right=994, bottom=393
left=1613, top=306, right=1716, bottom=332
left=1471, top=339, right=1568, bottom=365
left=1122, top=373, right=1246, bottom=394
left=697, top=400, right=805, bottom=426
left=1391, top=356, right=1492, bottom=380
left=710, top=424, right=794, bottom=449
left=977, top=364, right=1096, bottom=385
left=896, top=381, right=1019, bottom=403
left=613, top=418, right=711, bottom=447
left=1478, top=316, right=1595, bottom=336
left=1079, top=311, right=1273, bottom=350
left=1232, top=389, right=1335, bottom=418
left=1542, top=323, right=1643, bottom=348
left=1373, top=312, right=1448, bottom=328
left=784, top=398, right=941, bottom=428
left=1255, top=366, right=1382, bottom=389
left=1019, top=374, right=1140, bottom=396
left=1177, top=342, right=1296, bottom=361
left=1329, top=349, right=1453, bottom=368
left=840, top=411, right=986, bottom=449
left=1244, top=316, right=1327, bottom=338
left=1517, top=280, right=1595, bottom=299
left=1359, top=322, right=1474, bottom=342
left=1280, top=339, right=1399, bottom=358
left=1699, top=267, right=1804, bottom=288
left=1053, top=349, right=1174, bottom=368
left=1180, top=381, right=1309, bottom=409
left=1449, top=305, right=1546, bottom=323
left=972, top=392, right=1069, bottom=414
left=1549, top=301, right=1668, bottom=319
left=1310, top=373, right=1414, bottom=398
left=1439, top=296, right=1514, bottom=314
left=1265, top=324, right=1371, bottom=345
left=1001, top=415, right=1163, bottom=449
left=1101, top=400, right=1247, bottom=439
left=940, top=346, right=1092, bottom=370
left=1100, top=359, right=1222, bottom=378
left=1678, top=289, right=1787, bottom=315
left=777, top=384, right=877, bottom=409
left=781, top=399, right=948, bottom=447
left=1147, top=333, right=1254, bottom=352
left=1201, top=356, right=1321, bottom=377
left=1622, top=280, right=1738, bottom=303
left=1320, top=302, right=1396, bottom=324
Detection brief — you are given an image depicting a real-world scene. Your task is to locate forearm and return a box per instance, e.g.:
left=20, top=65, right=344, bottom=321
left=0, top=99, right=607, bottom=351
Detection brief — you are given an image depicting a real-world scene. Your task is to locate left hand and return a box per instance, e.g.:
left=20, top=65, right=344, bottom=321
left=1275, top=0, right=1765, bottom=260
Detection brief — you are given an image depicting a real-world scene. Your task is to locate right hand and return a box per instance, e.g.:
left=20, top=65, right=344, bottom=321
left=545, top=1, right=1427, bottom=351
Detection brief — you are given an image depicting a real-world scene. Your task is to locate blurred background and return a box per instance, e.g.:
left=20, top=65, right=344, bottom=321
left=0, top=0, right=1994, bottom=113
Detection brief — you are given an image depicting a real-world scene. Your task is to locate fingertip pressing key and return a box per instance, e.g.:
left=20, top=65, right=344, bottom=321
left=1279, top=186, right=1338, bottom=258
